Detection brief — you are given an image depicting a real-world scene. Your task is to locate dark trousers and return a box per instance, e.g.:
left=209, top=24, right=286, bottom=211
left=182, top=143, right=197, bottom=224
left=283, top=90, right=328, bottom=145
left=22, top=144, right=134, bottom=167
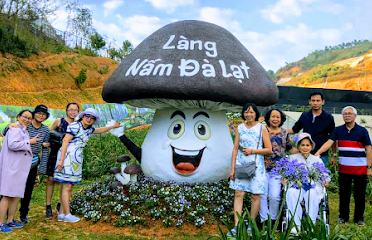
left=338, top=172, right=367, bottom=222
left=19, top=166, right=38, bottom=218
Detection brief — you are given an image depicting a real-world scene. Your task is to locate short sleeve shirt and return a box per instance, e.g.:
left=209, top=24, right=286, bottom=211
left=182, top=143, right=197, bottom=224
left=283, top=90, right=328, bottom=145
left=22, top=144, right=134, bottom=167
left=330, top=123, right=371, bottom=175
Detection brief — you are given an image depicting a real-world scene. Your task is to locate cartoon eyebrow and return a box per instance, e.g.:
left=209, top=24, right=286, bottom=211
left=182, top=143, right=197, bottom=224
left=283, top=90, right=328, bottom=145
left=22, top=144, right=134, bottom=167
left=170, top=110, right=186, bottom=119
left=193, top=111, right=209, bottom=119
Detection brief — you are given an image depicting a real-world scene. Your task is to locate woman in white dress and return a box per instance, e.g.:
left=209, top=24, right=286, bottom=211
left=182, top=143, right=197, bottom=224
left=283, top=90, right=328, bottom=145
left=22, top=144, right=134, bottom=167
left=229, top=103, right=272, bottom=235
left=54, top=108, right=121, bottom=223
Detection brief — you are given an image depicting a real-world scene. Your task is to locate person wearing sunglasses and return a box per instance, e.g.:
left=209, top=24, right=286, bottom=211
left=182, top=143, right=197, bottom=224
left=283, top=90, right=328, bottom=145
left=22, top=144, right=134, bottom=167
left=53, top=108, right=121, bottom=223
left=0, top=110, right=40, bottom=233
left=45, top=102, right=80, bottom=220
left=3, top=105, right=50, bottom=224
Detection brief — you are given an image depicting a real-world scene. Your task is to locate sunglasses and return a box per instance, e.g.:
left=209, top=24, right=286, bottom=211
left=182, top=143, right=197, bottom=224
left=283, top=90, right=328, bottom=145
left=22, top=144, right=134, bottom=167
left=84, top=114, right=96, bottom=120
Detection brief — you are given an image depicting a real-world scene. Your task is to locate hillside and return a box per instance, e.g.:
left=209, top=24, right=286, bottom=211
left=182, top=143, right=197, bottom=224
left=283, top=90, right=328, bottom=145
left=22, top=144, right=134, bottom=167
left=278, top=52, right=372, bottom=90
left=0, top=52, right=120, bottom=109
left=275, top=39, right=372, bottom=91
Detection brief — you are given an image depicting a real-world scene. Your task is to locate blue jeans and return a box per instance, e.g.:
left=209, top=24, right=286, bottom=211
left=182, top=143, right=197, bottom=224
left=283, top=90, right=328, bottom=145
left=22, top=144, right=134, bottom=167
left=320, top=155, right=329, bottom=167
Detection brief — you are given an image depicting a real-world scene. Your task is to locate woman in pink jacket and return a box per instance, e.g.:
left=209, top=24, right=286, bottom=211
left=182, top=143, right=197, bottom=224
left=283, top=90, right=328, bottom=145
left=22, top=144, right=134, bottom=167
left=0, top=110, right=39, bottom=233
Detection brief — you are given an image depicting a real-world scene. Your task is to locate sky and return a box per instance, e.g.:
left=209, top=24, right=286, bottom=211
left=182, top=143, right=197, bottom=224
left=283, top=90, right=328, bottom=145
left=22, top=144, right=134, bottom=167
left=51, top=0, right=372, bottom=72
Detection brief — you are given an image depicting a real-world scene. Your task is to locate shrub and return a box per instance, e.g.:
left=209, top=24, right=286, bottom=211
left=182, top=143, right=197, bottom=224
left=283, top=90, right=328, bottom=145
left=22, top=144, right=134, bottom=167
left=82, top=128, right=149, bottom=179
left=98, top=65, right=109, bottom=74
left=75, top=68, right=87, bottom=88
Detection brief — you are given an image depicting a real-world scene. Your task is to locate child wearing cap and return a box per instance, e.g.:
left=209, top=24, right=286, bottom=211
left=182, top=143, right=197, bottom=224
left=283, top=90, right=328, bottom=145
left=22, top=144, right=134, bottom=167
left=53, top=108, right=121, bottom=223
left=286, top=133, right=330, bottom=234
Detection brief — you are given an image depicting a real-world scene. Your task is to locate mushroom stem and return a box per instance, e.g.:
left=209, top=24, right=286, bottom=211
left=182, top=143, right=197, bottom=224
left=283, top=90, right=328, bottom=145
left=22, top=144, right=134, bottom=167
left=121, top=162, right=131, bottom=183
left=130, top=174, right=138, bottom=183
left=115, top=173, right=129, bottom=185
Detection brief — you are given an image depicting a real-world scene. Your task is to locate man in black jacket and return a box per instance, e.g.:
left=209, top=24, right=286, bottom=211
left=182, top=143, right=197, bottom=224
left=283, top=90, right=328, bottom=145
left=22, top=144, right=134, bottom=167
left=287, top=92, right=337, bottom=167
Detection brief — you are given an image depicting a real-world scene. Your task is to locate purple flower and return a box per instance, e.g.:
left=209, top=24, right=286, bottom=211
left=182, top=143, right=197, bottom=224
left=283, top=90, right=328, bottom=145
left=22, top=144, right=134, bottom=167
left=272, top=158, right=309, bottom=187
left=309, top=162, right=330, bottom=184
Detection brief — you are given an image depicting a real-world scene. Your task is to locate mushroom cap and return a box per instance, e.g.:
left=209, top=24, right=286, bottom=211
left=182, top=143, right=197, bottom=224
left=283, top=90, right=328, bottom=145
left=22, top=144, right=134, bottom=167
left=124, top=165, right=142, bottom=174
left=117, top=155, right=131, bottom=163
left=102, top=20, right=278, bottom=110
left=110, top=167, right=121, bottom=174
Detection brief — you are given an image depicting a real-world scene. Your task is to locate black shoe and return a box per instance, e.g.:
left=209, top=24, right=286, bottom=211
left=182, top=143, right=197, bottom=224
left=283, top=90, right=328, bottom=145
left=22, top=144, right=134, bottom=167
left=20, top=217, right=29, bottom=224
left=272, top=219, right=281, bottom=232
left=46, top=205, right=53, bottom=220
left=55, top=203, right=61, bottom=213
left=256, top=220, right=264, bottom=231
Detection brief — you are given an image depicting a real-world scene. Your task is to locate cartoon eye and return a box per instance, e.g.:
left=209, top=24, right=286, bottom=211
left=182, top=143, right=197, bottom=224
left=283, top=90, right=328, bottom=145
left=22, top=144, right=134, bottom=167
left=167, top=120, right=185, bottom=140
left=194, top=120, right=211, bottom=140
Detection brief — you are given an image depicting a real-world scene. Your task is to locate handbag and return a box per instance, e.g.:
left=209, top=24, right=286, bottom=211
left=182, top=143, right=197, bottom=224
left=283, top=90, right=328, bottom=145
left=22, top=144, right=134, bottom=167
left=49, top=130, right=64, bottom=148
left=234, top=125, right=262, bottom=179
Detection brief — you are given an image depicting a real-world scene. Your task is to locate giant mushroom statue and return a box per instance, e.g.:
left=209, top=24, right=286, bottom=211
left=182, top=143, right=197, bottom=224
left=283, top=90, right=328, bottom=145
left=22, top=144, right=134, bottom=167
left=103, top=20, right=278, bottom=183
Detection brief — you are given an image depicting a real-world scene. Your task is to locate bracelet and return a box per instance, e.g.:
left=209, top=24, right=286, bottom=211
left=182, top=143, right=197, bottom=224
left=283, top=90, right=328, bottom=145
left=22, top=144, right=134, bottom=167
left=251, top=149, right=253, bottom=154
left=332, top=153, right=337, bottom=157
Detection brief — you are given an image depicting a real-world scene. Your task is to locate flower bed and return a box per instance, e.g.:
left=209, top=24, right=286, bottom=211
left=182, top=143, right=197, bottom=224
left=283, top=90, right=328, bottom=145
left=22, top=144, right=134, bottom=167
left=70, top=176, right=249, bottom=228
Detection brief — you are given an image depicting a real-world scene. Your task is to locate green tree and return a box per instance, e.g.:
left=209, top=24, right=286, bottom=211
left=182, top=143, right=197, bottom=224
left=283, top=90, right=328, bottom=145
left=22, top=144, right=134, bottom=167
left=108, top=40, right=133, bottom=61
left=90, top=32, right=106, bottom=52
left=66, top=0, right=93, bottom=38
left=0, top=0, right=58, bottom=31
left=120, top=40, right=133, bottom=58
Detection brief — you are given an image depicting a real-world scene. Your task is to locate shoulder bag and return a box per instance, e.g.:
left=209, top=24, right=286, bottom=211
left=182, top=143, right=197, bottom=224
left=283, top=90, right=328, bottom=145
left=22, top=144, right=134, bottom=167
left=234, top=124, right=262, bottom=180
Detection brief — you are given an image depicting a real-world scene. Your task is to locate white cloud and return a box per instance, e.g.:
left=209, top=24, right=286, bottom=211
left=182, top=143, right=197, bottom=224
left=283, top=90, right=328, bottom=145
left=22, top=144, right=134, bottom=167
left=198, top=7, right=343, bottom=71
left=145, top=0, right=195, bottom=14
left=260, top=0, right=303, bottom=24
left=273, top=23, right=341, bottom=46
left=93, top=19, right=123, bottom=38
left=93, top=15, right=168, bottom=48
left=50, top=8, right=68, bottom=31
left=317, top=1, right=345, bottom=14
left=260, top=0, right=345, bottom=24
left=116, top=14, right=166, bottom=45
left=103, top=0, right=124, bottom=17
left=199, top=7, right=242, bottom=33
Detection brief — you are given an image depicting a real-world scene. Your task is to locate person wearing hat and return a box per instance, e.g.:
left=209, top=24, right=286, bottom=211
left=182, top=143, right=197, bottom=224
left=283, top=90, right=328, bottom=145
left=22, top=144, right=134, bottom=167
left=316, top=106, right=371, bottom=226
left=286, top=133, right=330, bottom=234
left=53, top=108, right=121, bottom=223
left=45, top=102, right=80, bottom=220
left=4, top=104, right=50, bottom=223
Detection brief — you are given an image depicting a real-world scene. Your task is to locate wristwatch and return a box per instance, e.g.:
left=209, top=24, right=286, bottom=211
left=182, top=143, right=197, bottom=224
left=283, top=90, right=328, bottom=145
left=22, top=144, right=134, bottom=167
left=367, top=165, right=371, bottom=169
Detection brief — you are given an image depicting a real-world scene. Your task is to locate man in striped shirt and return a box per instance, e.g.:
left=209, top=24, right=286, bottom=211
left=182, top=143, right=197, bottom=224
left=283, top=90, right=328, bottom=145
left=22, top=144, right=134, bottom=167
left=316, top=106, right=371, bottom=226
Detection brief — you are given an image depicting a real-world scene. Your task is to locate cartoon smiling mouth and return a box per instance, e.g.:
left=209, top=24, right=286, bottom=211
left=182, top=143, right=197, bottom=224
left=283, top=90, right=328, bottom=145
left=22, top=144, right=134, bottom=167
left=172, top=146, right=205, bottom=175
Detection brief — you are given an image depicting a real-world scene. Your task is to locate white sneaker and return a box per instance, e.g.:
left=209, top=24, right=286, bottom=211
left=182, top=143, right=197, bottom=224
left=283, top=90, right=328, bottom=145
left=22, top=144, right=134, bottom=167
left=63, top=214, right=80, bottom=223
left=290, top=227, right=298, bottom=235
left=58, top=214, right=65, bottom=222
